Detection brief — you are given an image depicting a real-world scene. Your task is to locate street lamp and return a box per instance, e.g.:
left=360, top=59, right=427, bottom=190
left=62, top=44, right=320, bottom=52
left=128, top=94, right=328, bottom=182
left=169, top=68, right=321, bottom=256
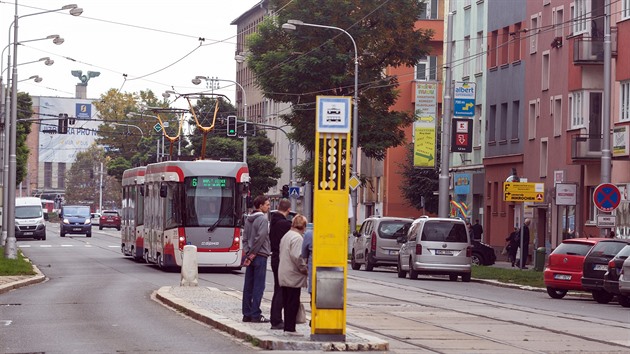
left=192, top=75, right=248, bottom=163
left=282, top=19, right=360, bottom=233
left=3, top=2, right=82, bottom=258
left=17, top=75, right=42, bottom=83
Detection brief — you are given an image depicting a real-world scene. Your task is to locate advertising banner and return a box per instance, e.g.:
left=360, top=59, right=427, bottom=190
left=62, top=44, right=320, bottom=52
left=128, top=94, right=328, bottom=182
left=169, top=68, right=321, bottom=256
left=413, top=82, right=437, bottom=168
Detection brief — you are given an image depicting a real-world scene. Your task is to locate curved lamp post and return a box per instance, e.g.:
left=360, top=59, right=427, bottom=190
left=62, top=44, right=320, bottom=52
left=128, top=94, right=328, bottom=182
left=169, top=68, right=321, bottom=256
left=17, top=75, right=42, bottom=83
left=282, top=19, right=360, bottom=233
left=3, top=2, right=82, bottom=257
left=192, top=75, right=248, bottom=163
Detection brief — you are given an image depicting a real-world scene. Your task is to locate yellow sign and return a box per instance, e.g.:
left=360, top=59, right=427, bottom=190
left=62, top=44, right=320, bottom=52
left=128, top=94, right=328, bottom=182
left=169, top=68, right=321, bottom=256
left=413, top=125, right=436, bottom=167
left=503, top=182, right=545, bottom=202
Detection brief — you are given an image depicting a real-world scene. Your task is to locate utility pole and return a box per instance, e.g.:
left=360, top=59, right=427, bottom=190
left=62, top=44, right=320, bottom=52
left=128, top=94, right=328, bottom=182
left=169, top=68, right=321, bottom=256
left=600, top=0, right=612, bottom=237
left=98, top=162, right=103, bottom=213
left=438, top=12, right=454, bottom=218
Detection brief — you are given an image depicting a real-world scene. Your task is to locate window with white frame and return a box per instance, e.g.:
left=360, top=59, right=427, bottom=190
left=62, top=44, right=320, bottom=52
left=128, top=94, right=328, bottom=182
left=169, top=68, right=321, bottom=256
left=554, top=7, right=564, bottom=38
left=553, top=96, right=563, bottom=136
left=418, top=0, right=439, bottom=19
left=571, top=0, right=589, bottom=35
left=415, top=56, right=437, bottom=81
left=476, top=31, right=484, bottom=73
left=540, top=139, right=548, bottom=178
left=530, top=14, right=539, bottom=54
left=624, top=0, right=630, bottom=19
left=569, top=91, right=585, bottom=128
left=542, top=51, right=550, bottom=91
left=463, top=36, right=470, bottom=77
left=621, top=81, right=630, bottom=122
left=529, top=100, right=537, bottom=140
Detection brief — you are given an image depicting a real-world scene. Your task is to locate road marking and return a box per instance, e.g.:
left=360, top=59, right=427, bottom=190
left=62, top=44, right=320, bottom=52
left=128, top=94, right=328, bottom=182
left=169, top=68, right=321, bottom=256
left=1, top=320, right=12, bottom=326
left=60, top=245, right=74, bottom=247
left=107, top=245, right=119, bottom=248
left=39, top=245, right=52, bottom=248
left=18, top=245, right=31, bottom=248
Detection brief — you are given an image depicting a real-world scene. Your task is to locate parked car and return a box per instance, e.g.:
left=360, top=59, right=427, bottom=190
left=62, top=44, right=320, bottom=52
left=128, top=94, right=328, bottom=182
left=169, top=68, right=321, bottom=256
left=60, top=205, right=92, bottom=237
left=619, top=256, right=630, bottom=305
left=397, top=217, right=471, bottom=282
left=581, top=239, right=630, bottom=304
left=99, top=210, right=121, bottom=230
left=603, top=244, right=630, bottom=307
left=90, top=212, right=101, bottom=226
left=543, top=238, right=605, bottom=299
left=471, top=240, right=496, bottom=266
left=351, top=216, right=413, bottom=271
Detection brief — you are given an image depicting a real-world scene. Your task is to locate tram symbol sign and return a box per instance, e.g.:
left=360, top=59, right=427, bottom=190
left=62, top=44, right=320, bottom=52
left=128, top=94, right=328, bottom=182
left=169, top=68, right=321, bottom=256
left=593, top=183, right=621, bottom=212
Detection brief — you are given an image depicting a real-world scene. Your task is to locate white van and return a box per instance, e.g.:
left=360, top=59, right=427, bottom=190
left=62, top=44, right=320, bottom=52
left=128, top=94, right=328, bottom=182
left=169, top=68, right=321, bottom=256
left=15, top=197, right=47, bottom=240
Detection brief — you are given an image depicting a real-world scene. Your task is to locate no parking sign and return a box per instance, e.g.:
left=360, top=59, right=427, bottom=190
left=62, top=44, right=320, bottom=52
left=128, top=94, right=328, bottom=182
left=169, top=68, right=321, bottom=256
left=593, top=183, right=621, bottom=212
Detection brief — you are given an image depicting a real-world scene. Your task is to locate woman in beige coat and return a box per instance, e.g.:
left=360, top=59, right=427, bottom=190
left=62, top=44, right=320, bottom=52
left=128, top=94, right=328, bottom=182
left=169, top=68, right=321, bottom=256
left=278, top=214, right=308, bottom=334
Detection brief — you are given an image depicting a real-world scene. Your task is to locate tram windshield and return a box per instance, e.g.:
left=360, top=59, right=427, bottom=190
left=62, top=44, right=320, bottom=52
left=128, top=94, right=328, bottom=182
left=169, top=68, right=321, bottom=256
left=184, top=176, right=236, bottom=228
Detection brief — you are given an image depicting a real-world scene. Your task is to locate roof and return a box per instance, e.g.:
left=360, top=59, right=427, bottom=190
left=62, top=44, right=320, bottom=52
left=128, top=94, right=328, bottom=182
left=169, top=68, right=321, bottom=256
left=230, top=0, right=268, bottom=25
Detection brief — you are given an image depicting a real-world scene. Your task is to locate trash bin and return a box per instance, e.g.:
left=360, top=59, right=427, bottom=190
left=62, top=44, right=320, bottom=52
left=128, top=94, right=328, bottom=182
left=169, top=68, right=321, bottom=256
left=534, top=247, right=546, bottom=271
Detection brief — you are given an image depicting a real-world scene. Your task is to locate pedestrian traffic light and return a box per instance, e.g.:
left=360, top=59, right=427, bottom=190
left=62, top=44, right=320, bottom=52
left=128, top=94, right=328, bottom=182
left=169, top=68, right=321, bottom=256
left=282, top=184, right=289, bottom=198
left=58, top=113, right=68, bottom=134
left=226, top=115, right=237, bottom=137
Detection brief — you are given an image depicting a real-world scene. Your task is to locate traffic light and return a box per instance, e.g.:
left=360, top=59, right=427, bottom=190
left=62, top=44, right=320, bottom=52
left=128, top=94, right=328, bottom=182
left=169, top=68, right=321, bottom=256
left=226, top=115, right=237, bottom=137
left=282, top=184, right=289, bottom=198
left=58, top=113, right=68, bottom=134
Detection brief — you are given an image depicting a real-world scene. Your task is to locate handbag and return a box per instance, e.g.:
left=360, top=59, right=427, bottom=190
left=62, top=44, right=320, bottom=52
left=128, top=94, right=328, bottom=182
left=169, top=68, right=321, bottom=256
left=296, top=303, right=306, bottom=324
left=501, top=244, right=508, bottom=256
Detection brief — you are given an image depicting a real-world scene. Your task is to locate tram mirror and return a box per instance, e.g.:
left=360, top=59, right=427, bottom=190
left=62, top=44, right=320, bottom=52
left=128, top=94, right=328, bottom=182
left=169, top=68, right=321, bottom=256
left=140, top=186, right=144, bottom=196
left=240, top=182, right=250, bottom=195
left=159, top=183, right=168, bottom=198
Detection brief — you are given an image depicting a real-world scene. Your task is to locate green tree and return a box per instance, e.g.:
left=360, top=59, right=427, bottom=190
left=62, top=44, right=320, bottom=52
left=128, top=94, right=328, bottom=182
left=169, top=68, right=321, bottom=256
left=64, top=144, right=121, bottom=210
left=247, top=0, right=434, bottom=182
left=187, top=97, right=282, bottom=195
left=16, top=92, right=33, bottom=185
left=93, top=89, right=169, bottom=180
left=398, top=144, right=440, bottom=214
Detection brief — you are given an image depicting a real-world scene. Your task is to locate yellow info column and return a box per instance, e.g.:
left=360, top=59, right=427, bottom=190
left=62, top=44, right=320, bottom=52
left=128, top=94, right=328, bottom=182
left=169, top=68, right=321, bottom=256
left=311, top=96, right=352, bottom=341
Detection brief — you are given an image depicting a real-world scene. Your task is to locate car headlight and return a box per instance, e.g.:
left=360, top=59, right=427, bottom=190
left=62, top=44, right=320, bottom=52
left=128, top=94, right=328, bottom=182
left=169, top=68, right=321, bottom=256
left=84, top=219, right=91, bottom=225
left=63, top=218, right=70, bottom=224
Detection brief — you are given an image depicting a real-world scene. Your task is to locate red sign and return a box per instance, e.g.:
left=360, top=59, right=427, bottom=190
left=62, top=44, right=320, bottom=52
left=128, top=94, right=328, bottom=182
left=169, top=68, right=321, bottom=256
left=451, top=118, right=473, bottom=152
left=593, top=183, right=621, bottom=212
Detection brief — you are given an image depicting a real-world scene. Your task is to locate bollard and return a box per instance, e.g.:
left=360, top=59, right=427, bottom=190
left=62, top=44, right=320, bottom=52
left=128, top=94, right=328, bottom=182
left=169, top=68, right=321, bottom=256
left=534, top=247, right=546, bottom=272
left=180, top=245, right=199, bottom=286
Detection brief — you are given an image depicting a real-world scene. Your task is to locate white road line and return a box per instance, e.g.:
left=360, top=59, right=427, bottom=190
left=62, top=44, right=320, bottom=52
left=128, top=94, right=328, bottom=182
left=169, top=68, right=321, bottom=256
left=1, top=320, right=12, bottom=326
left=18, top=245, right=31, bottom=248
left=60, top=245, right=74, bottom=247
left=39, top=245, right=52, bottom=248
left=107, top=245, right=119, bottom=248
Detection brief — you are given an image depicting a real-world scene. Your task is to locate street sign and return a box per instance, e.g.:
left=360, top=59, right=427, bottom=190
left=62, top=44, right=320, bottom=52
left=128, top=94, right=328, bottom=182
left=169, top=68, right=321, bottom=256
left=153, top=123, right=162, bottom=133
left=503, top=182, right=545, bottom=202
left=453, top=82, right=476, bottom=117
left=451, top=118, right=473, bottom=153
left=596, top=215, right=616, bottom=228
left=289, top=186, right=300, bottom=198
left=593, top=183, right=621, bottom=212
left=348, top=176, right=361, bottom=191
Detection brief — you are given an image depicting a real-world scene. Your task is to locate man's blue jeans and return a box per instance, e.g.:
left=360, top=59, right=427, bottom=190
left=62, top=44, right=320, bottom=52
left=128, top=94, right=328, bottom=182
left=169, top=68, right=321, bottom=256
left=242, top=255, right=268, bottom=319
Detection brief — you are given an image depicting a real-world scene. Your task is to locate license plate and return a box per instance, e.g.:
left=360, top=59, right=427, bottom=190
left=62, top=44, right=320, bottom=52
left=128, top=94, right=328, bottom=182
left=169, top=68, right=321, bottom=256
left=23, top=232, right=33, bottom=236
left=73, top=228, right=83, bottom=231
left=594, top=264, right=608, bottom=271
left=554, top=274, right=571, bottom=280
left=435, top=249, right=454, bottom=255
left=389, top=250, right=398, bottom=255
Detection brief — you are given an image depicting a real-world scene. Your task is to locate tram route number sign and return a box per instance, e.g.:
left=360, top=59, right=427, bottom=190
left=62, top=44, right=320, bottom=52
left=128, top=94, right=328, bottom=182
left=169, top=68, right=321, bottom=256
left=503, top=182, right=545, bottom=202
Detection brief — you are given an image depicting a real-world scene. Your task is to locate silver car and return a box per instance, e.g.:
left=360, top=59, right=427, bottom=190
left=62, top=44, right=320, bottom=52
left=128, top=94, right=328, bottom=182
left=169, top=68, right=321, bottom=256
left=351, top=216, right=413, bottom=271
left=397, top=217, right=472, bottom=282
left=618, top=254, right=630, bottom=307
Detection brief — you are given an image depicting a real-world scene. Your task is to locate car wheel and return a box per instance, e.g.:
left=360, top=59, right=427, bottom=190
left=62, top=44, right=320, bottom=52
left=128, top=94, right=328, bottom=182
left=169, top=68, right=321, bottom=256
left=461, top=273, right=471, bottom=282
left=86, top=232, right=92, bottom=238
left=618, top=295, right=630, bottom=308
left=117, top=226, right=121, bottom=231
left=350, top=251, right=361, bottom=270
left=41, top=235, right=46, bottom=241
left=449, top=274, right=458, bottom=281
left=592, top=290, right=614, bottom=304
left=546, top=287, right=568, bottom=299
left=365, top=252, right=375, bottom=271
left=409, top=258, right=418, bottom=279
left=397, top=259, right=407, bottom=278
left=471, top=252, right=483, bottom=266
left=99, top=226, right=103, bottom=230
left=60, top=232, right=65, bottom=237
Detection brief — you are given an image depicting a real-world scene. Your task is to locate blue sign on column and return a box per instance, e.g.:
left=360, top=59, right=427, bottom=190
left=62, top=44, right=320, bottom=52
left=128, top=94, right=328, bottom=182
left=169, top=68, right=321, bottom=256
left=454, top=82, right=476, bottom=117
left=289, top=186, right=300, bottom=198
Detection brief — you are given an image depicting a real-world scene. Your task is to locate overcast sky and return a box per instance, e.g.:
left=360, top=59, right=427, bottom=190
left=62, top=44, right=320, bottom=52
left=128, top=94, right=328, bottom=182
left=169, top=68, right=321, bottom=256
left=1, top=0, right=261, bottom=105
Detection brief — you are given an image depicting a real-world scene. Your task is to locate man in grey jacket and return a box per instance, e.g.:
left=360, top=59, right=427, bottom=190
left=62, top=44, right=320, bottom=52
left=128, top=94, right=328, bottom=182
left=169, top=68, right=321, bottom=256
left=242, top=195, right=271, bottom=323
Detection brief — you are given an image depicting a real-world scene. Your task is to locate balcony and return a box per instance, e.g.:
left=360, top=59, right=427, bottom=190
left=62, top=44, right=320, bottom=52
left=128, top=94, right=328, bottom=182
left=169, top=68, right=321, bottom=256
left=571, top=134, right=602, bottom=160
left=573, top=37, right=604, bottom=64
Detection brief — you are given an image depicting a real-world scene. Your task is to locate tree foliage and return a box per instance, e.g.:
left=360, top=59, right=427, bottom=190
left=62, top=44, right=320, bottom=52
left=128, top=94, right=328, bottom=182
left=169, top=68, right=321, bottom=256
left=16, top=92, right=33, bottom=186
left=247, top=0, right=434, bottom=180
left=398, top=144, right=440, bottom=214
left=64, top=144, right=121, bottom=210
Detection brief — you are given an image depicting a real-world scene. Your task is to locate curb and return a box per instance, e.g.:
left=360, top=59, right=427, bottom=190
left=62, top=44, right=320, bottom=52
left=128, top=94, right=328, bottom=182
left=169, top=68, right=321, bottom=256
left=0, top=262, right=46, bottom=295
left=155, top=286, right=388, bottom=351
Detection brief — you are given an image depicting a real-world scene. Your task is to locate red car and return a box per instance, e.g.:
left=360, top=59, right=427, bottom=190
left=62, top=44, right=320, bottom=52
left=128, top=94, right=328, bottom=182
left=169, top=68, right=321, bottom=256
left=99, top=210, right=121, bottom=231
left=544, top=238, right=607, bottom=299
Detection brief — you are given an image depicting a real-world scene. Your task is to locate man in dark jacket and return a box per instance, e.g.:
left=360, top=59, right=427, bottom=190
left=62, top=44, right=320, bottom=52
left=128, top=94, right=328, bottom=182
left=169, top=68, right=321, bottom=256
left=242, top=195, right=271, bottom=323
left=269, top=199, right=292, bottom=329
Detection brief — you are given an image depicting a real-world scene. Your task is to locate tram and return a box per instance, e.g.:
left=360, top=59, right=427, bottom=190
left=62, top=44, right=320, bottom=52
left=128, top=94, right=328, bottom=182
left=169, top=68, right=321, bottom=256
left=121, top=166, right=146, bottom=261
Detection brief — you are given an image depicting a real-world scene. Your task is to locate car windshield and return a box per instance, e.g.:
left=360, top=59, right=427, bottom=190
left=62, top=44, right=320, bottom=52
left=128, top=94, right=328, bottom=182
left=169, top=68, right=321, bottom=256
left=421, top=221, right=468, bottom=242
left=552, top=242, right=594, bottom=256
left=103, top=212, right=118, bottom=217
left=63, top=207, right=90, bottom=218
left=589, top=242, right=628, bottom=257
left=378, top=221, right=412, bottom=239
left=15, top=206, right=42, bottom=219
